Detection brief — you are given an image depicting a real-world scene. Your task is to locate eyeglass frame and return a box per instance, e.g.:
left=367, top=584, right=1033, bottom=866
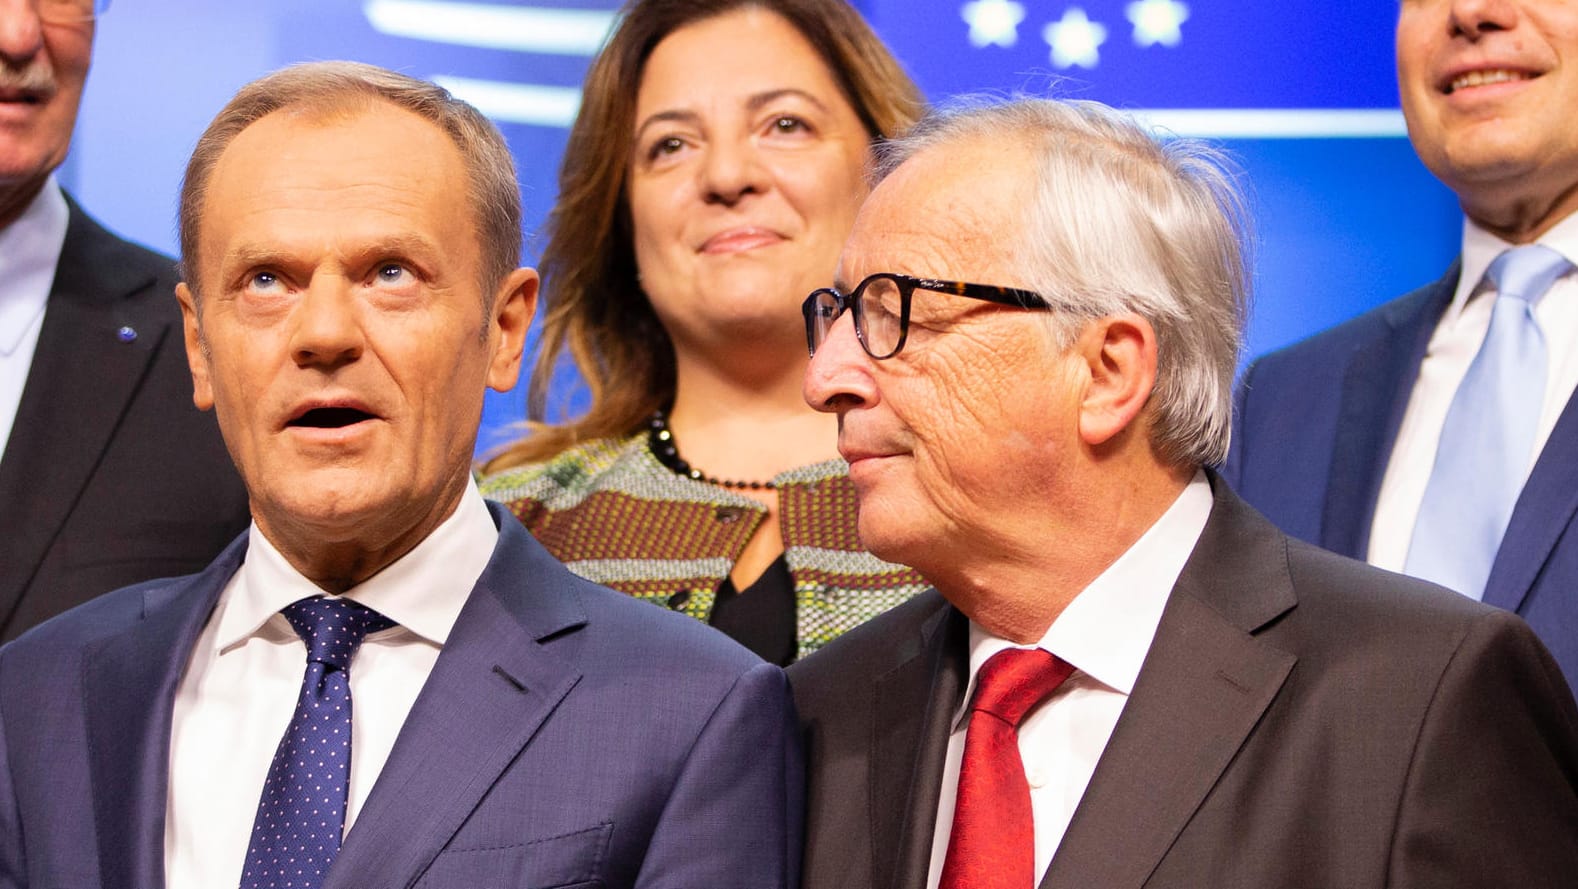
left=802, top=272, right=1052, bottom=360
left=38, top=0, right=111, bottom=24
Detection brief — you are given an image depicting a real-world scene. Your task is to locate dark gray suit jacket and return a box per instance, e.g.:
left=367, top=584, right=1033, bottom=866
left=0, top=197, right=249, bottom=640
left=790, top=477, right=1578, bottom=889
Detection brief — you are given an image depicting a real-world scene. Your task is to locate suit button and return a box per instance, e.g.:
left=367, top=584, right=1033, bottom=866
left=714, top=506, right=745, bottom=523
left=668, top=590, right=690, bottom=609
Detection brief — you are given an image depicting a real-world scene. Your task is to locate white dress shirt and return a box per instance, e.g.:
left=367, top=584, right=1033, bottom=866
left=925, top=473, right=1214, bottom=889
left=164, top=482, right=499, bottom=889
left=1368, top=216, right=1578, bottom=572
left=0, top=178, right=68, bottom=458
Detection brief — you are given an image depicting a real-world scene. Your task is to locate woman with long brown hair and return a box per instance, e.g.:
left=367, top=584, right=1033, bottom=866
left=480, top=0, right=927, bottom=664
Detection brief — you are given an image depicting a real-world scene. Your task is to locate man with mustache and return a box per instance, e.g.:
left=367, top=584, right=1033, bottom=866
left=0, top=61, right=799, bottom=888
left=0, top=0, right=248, bottom=638
left=1227, top=0, right=1578, bottom=692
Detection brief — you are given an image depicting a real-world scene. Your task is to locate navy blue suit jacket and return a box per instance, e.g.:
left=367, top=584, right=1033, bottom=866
left=0, top=503, right=801, bottom=888
left=1225, top=262, right=1578, bottom=690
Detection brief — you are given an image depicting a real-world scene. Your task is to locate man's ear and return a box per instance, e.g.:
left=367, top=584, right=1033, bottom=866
left=175, top=283, right=215, bottom=411
left=486, top=267, right=539, bottom=393
left=1074, top=312, right=1158, bottom=447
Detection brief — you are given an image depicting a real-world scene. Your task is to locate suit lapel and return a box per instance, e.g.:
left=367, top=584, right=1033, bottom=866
left=870, top=599, right=966, bottom=889
left=327, top=512, right=589, bottom=889
left=83, top=541, right=240, bottom=889
left=1042, top=480, right=1297, bottom=889
left=1310, top=257, right=1575, bottom=616
left=1321, top=265, right=1458, bottom=558
left=1484, top=390, right=1578, bottom=612
left=0, top=202, right=171, bottom=622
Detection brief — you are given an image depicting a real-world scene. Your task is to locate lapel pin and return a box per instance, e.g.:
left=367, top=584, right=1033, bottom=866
left=117, top=326, right=138, bottom=343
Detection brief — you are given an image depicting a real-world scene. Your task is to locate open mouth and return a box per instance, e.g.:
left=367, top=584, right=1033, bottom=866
left=1445, top=69, right=1534, bottom=94
left=288, top=406, right=375, bottom=429
left=0, top=84, right=50, bottom=104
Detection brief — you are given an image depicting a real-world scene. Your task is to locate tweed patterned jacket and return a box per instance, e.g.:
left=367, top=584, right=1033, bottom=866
left=479, top=433, right=928, bottom=659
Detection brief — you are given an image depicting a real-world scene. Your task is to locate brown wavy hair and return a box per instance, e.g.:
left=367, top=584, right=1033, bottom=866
left=483, top=0, right=924, bottom=472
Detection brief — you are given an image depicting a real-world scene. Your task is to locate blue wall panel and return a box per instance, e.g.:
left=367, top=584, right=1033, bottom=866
left=64, top=1, right=1459, bottom=451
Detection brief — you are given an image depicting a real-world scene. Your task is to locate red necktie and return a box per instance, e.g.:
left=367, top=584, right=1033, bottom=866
left=939, top=648, right=1076, bottom=889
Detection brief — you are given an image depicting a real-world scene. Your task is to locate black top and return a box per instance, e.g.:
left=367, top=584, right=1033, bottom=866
left=709, top=554, right=796, bottom=666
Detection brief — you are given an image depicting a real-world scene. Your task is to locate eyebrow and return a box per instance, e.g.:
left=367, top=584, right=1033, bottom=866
left=633, top=88, right=832, bottom=142
left=220, top=234, right=443, bottom=275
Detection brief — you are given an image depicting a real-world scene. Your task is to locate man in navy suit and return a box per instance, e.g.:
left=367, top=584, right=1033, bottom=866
left=0, top=61, right=799, bottom=889
left=1227, top=0, right=1578, bottom=691
left=0, top=0, right=248, bottom=638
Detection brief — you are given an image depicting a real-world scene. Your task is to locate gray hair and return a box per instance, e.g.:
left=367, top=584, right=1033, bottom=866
left=179, top=61, right=522, bottom=304
left=873, top=96, right=1250, bottom=468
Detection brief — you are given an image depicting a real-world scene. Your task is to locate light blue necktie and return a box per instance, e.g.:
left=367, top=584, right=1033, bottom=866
left=240, top=596, right=394, bottom=889
left=1405, top=244, right=1572, bottom=600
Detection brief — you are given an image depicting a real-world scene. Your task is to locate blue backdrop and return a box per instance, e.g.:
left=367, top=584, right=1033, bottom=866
left=66, top=0, right=1460, bottom=453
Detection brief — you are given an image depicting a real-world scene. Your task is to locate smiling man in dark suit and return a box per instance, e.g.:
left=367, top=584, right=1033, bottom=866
left=1227, top=0, right=1578, bottom=693
left=0, top=61, right=799, bottom=889
left=791, top=96, right=1578, bottom=889
left=0, top=0, right=248, bottom=639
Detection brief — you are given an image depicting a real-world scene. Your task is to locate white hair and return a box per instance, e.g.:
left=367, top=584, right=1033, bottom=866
left=872, top=96, right=1251, bottom=467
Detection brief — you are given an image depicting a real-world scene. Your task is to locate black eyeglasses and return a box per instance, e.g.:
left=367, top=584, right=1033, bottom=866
left=803, top=272, right=1051, bottom=359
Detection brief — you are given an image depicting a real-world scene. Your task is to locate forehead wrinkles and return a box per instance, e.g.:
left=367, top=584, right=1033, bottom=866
left=852, top=140, right=1032, bottom=282
left=845, top=187, right=1016, bottom=283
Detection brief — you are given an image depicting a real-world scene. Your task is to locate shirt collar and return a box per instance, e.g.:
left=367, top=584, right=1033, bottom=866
left=0, top=177, right=68, bottom=356
left=1451, top=214, right=1578, bottom=320
left=213, top=479, right=500, bottom=653
left=955, top=472, right=1214, bottom=728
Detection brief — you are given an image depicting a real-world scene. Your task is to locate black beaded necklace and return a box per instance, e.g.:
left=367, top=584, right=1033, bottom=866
left=646, top=411, right=777, bottom=490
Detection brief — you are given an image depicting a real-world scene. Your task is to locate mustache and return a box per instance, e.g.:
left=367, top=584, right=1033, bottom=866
left=0, top=59, right=56, bottom=97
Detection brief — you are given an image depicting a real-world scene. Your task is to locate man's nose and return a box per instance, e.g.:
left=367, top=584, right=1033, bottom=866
left=803, top=311, right=876, bottom=414
left=1448, top=0, right=1517, bottom=40
left=0, top=0, right=47, bottom=64
left=289, top=281, right=365, bottom=370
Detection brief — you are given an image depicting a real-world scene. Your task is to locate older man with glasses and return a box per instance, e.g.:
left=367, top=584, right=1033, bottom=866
left=0, top=0, right=247, bottom=639
left=788, top=95, right=1578, bottom=889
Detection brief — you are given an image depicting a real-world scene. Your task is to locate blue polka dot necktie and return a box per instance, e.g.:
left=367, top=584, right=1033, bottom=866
left=1406, top=244, right=1573, bottom=600
left=240, top=596, right=394, bottom=889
